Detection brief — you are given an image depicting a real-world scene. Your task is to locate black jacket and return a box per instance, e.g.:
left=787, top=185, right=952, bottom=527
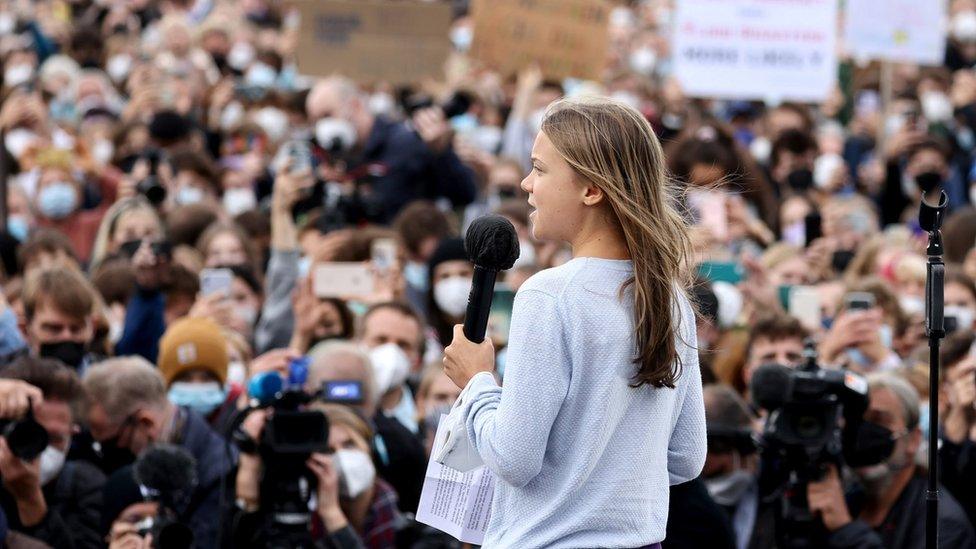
left=663, top=477, right=737, bottom=549
left=372, top=413, right=426, bottom=514
left=0, top=460, right=106, bottom=549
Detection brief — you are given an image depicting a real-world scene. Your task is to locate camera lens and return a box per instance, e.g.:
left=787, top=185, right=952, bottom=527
left=137, top=176, right=167, bottom=206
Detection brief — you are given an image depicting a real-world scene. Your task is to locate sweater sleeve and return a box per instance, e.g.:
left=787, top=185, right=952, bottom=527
left=254, top=248, right=299, bottom=354
left=462, top=288, right=570, bottom=488
left=114, top=289, right=165, bottom=363
left=667, top=297, right=707, bottom=485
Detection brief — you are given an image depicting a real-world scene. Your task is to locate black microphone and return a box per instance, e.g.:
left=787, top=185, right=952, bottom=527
left=462, top=215, right=520, bottom=343
left=134, top=443, right=198, bottom=507
left=749, top=363, right=794, bottom=412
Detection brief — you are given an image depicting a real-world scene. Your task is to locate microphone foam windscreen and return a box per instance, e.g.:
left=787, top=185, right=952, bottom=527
left=464, top=215, right=520, bottom=270
left=134, top=443, right=198, bottom=495
left=750, top=363, right=793, bottom=412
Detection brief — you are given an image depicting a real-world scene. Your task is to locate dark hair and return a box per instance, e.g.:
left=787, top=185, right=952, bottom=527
left=944, top=208, right=976, bottom=264
left=23, top=267, right=96, bottom=322
left=392, top=201, right=453, bottom=258
left=165, top=204, right=220, bottom=248
left=769, top=129, right=818, bottom=170
left=165, top=264, right=200, bottom=302
left=333, top=227, right=398, bottom=262
left=0, top=356, right=84, bottom=403
left=941, top=331, right=975, bottom=373
left=169, top=149, right=219, bottom=193
left=746, top=313, right=808, bottom=357
left=324, top=298, right=356, bottom=340
left=906, top=135, right=951, bottom=163
left=225, top=264, right=262, bottom=296
left=359, top=302, right=425, bottom=351
left=92, top=257, right=136, bottom=306
left=18, top=229, right=77, bottom=271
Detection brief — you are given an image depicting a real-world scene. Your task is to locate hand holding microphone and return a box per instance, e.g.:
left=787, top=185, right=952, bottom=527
left=443, top=215, right=520, bottom=389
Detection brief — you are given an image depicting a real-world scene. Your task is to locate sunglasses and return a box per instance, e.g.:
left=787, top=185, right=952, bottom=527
left=119, top=239, right=172, bottom=259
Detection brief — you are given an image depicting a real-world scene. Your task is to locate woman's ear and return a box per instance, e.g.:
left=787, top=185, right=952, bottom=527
left=581, top=184, right=605, bottom=207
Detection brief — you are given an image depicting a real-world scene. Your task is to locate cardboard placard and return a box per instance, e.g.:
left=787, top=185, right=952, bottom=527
left=470, top=0, right=610, bottom=81
left=295, top=0, right=452, bottom=84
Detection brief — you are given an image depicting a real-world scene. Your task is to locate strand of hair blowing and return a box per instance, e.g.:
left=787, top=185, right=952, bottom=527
left=542, top=98, right=694, bottom=388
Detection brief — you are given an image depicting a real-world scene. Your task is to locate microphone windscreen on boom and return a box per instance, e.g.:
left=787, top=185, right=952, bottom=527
left=464, top=215, right=520, bottom=270
left=133, top=444, right=198, bottom=501
left=750, top=363, right=794, bottom=412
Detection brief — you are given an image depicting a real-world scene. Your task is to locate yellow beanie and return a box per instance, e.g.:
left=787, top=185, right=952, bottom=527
left=157, top=317, right=228, bottom=385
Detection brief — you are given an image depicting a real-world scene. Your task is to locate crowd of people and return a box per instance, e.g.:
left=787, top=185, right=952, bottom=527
left=0, top=0, right=973, bottom=547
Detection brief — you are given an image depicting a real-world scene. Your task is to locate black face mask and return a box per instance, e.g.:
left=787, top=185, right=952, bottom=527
left=844, top=420, right=896, bottom=467
left=832, top=249, right=856, bottom=273
left=914, top=171, right=943, bottom=194
left=92, top=436, right=137, bottom=475
left=786, top=168, right=815, bottom=191
left=39, top=341, right=87, bottom=370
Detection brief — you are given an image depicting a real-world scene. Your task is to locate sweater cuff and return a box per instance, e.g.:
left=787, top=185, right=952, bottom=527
left=464, top=371, right=498, bottom=397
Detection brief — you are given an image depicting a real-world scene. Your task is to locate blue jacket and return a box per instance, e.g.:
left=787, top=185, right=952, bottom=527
left=115, top=289, right=165, bottom=363
left=176, top=407, right=238, bottom=548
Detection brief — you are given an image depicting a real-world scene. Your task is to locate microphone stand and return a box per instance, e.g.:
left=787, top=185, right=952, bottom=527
left=920, top=189, right=947, bottom=549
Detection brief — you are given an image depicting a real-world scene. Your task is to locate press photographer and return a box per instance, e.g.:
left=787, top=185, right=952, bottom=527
left=0, top=356, right=105, bottom=549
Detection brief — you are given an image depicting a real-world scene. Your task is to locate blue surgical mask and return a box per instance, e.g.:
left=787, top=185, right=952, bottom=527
left=167, top=381, right=226, bottom=416
left=37, top=182, right=78, bottom=219
left=175, top=186, right=205, bottom=206
left=403, top=261, right=428, bottom=291
left=7, top=216, right=28, bottom=242
left=879, top=324, right=893, bottom=349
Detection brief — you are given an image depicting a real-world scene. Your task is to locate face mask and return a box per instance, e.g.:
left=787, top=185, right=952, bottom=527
left=39, top=340, right=87, bottom=369
left=879, top=323, right=893, bottom=348
left=175, top=186, right=205, bottom=206
left=315, top=118, right=357, bottom=154
left=434, top=276, right=472, bottom=318
left=782, top=221, right=805, bottom=247
left=831, top=249, right=856, bottom=273
left=404, top=262, right=428, bottom=291
left=450, top=26, right=473, bottom=52
left=785, top=169, right=814, bottom=192
left=227, top=360, right=247, bottom=387
left=4, top=63, right=33, bottom=88
left=220, top=101, right=245, bottom=131
left=814, top=153, right=845, bottom=189
left=334, top=448, right=376, bottom=499
left=921, top=92, right=953, bottom=123
left=49, top=99, right=76, bottom=124
left=704, top=467, right=754, bottom=507
left=512, top=239, right=536, bottom=269
left=900, top=295, right=925, bottom=316
left=750, top=136, right=771, bottom=164
left=5, top=128, right=38, bottom=158
left=470, top=125, right=502, bottom=154
left=38, top=182, right=78, bottom=219
left=227, top=41, right=255, bottom=71
left=844, top=420, right=897, bottom=467
left=368, top=92, right=396, bottom=116
left=167, top=381, right=226, bottom=417
left=629, top=47, right=657, bottom=75
left=914, top=171, right=943, bottom=193
left=0, top=12, right=14, bottom=35
left=106, top=54, right=133, bottom=83
left=38, top=445, right=66, bottom=485
left=253, top=107, right=288, bottom=142
left=451, top=113, right=479, bottom=133
left=235, top=306, right=258, bottom=327
left=368, top=342, right=412, bottom=395
left=245, top=62, right=277, bottom=89
left=946, top=305, right=976, bottom=332
left=952, top=11, right=976, bottom=42
left=92, top=139, right=114, bottom=166
left=223, top=187, right=257, bottom=216
left=856, top=429, right=909, bottom=496
left=92, top=436, right=136, bottom=474
left=7, top=215, right=28, bottom=242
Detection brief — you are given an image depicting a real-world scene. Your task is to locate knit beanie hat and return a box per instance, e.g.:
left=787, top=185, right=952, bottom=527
left=157, top=317, right=228, bottom=385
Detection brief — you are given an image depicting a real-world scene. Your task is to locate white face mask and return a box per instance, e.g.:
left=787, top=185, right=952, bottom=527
left=945, top=305, right=976, bottom=332
left=434, top=276, right=472, bottom=318
left=0, top=12, right=15, bottom=36
left=704, top=468, right=754, bottom=507
left=227, top=360, right=247, bottom=387
left=106, top=54, right=133, bottom=83
left=175, top=186, right=205, bottom=206
left=368, top=93, right=396, bottom=116
left=814, top=153, right=845, bottom=189
left=952, top=11, right=976, bottom=42
left=449, top=26, right=473, bottom=52
left=368, top=342, right=412, bottom=395
left=4, top=63, right=33, bottom=88
left=39, top=445, right=66, bottom=486
left=4, top=128, right=38, bottom=159
left=227, top=41, right=255, bottom=71
left=749, top=136, right=771, bottom=164
left=315, top=118, right=357, bottom=154
left=92, top=138, right=115, bottom=166
left=899, top=295, right=925, bottom=317
left=253, top=107, right=289, bottom=142
left=222, top=187, right=257, bottom=216
left=220, top=101, right=245, bottom=131
left=245, top=62, right=277, bottom=89
left=235, top=305, right=258, bottom=327
left=921, top=92, right=953, bottom=123
left=629, top=47, right=657, bottom=75
left=334, top=448, right=376, bottom=499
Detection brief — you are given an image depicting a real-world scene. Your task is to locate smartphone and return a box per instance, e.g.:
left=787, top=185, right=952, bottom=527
left=697, top=261, right=744, bottom=284
left=804, top=212, right=822, bottom=247
left=273, top=139, right=312, bottom=176
left=688, top=190, right=728, bottom=242
left=843, top=291, right=876, bottom=311
left=200, top=268, right=234, bottom=298
left=789, top=286, right=821, bottom=332
left=487, top=287, right=516, bottom=347
left=321, top=380, right=365, bottom=404
left=371, top=238, right=397, bottom=274
left=313, top=263, right=374, bottom=298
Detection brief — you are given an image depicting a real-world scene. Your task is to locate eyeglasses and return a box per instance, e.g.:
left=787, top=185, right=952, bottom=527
left=119, top=239, right=172, bottom=259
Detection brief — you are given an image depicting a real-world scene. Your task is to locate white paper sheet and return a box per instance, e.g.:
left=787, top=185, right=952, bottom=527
left=416, top=414, right=495, bottom=545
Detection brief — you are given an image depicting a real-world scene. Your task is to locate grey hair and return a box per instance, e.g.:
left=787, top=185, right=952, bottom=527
left=308, top=340, right=376, bottom=412
left=82, top=356, right=168, bottom=423
left=867, top=372, right=921, bottom=430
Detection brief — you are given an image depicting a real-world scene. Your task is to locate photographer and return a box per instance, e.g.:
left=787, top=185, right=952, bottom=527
left=805, top=373, right=974, bottom=548
left=305, top=76, right=477, bottom=223
left=0, top=356, right=105, bottom=549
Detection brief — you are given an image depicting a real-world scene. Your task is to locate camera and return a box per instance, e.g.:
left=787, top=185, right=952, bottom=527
left=136, top=149, right=168, bottom=206
left=235, top=358, right=331, bottom=549
left=134, top=514, right=194, bottom=549
left=0, top=400, right=48, bottom=461
left=132, top=445, right=197, bottom=549
left=750, top=340, right=872, bottom=548
left=404, top=91, right=473, bottom=120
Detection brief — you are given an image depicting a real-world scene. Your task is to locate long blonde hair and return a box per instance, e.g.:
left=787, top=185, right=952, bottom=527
left=541, top=97, right=693, bottom=388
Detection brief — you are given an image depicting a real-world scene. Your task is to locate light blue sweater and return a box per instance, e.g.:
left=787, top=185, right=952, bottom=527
left=461, top=257, right=706, bottom=548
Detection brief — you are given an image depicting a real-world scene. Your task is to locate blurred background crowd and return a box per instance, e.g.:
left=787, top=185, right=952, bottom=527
left=0, top=0, right=972, bottom=548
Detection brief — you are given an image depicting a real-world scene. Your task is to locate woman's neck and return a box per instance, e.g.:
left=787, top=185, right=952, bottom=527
left=570, top=218, right=630, bottom=260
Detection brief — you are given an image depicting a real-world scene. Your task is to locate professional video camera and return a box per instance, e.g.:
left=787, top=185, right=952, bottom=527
left=750, top=340, right=892, bottom=548
left=232, top=358, right=367, bottom=548
left=132, top=444, right=197, bottom=549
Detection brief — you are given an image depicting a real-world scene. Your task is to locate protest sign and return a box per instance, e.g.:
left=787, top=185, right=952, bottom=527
left=672, top=0, right=838, bottom=102
left=470, top=0, right=610, bottom=81
left=295, top=0, right=451, bottom=84
left=844, top=0, right=946, bottom=65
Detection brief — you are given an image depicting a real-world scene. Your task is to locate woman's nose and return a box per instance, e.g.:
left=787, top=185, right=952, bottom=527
left=520, top=175, right=532, bottom=193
